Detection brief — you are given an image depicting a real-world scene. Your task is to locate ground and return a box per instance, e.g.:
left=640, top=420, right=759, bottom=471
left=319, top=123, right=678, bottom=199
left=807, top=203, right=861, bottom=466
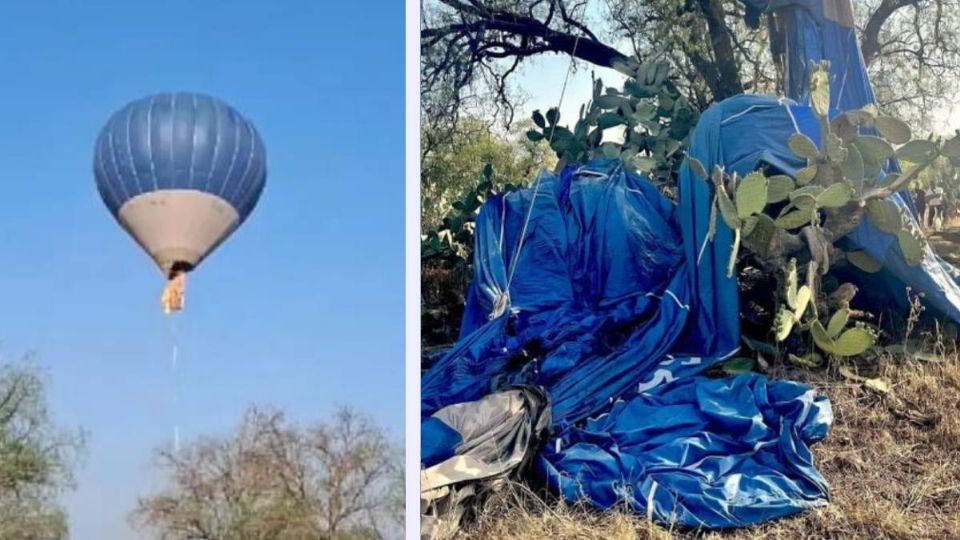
left=459, top=356, right=960, bottom=540
left=454, top=228, right=960, bottom=540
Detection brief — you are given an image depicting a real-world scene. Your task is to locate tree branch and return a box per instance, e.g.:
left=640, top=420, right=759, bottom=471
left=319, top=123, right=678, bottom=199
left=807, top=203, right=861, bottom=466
left=861, top=0, right=921, bottom=66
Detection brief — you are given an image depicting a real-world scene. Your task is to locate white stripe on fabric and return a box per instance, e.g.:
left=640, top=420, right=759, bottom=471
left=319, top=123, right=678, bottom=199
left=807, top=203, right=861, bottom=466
left=720, top=105, right=764, bottom=125
left=204, top=99, right=223, bottom=192
left=125, top=105, right=143, bottom=195
left=219, top=116, right=242, bottom=197
left=647, top=481, right=659, bottom=522
left=779, top=98, right=801, bottom=134
left=644, top=290, right=690, bottom=310
left=147, top=96, right=160, bottom=189
left=146, top=95, right=158, bottom=190
left=96, top=136, right=121, bottom=211
left=697, top=234, right=710, bottom=266
left=227, top=119, right=257, bottom=203
left=170, top=93, right=177, bottom=185
left=189, top=94, right=198, bottom=188
left=106, top=113, right=130, bottom=201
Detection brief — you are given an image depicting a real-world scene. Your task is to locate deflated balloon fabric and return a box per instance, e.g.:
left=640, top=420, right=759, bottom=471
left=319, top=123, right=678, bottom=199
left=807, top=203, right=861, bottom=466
left=734, top=0, right=960, bottom=323
left=421, top=387, right=551, bottom=540
left=421, top=160, right=728, bottom=426
left=419, top=157, right=835, bottom=528
left=536, top=374, right=832, bottom=529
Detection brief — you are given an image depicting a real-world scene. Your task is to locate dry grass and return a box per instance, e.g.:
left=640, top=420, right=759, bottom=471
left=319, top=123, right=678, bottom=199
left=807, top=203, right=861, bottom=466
left=457, top=355, right=960, bottom=540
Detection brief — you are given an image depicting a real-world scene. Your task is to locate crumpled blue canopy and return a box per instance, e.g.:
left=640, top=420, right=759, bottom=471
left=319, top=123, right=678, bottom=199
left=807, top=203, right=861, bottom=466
left=422, top=159, right=739, bottom=427
left=537, top=374, right=832, bottom=529
left=419, top=0, right=960, bottom=529
left=737, top=0, right=960, bottom=322
left=421, top=157, right=833, bottom=528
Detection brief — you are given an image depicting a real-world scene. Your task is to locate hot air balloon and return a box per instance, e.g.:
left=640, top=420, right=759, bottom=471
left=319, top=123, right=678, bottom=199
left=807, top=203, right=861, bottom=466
left=94, top=92, right=266, bottom=313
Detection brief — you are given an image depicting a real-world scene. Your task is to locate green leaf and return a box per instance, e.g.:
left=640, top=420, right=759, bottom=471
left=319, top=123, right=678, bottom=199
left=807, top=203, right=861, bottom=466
left=688, top=157, right=708, bottom=180
left=720, top=357, right=756, bottom=375
left=634, top=102, right=658, bottom=121
left=942, top=135, right=960, bottom=158
left=742, top=335, right=777, bottom=356
left=632, top=156, right=658, bottom=172
left=776, top=209, right=814, bottom=230
left=601, top=142, right=621, bottom=158
left=841, top=143, right=864, bottom=183
left=897, top=229, right=924, bottom=266
left=735, top=172, right=768, bottom=218
left=795, top=165, right=818, bottom=185
left=624, top=80, right=655, bottom=99
left=775, top=308, right=795, bottom=341
left=875, top=116, right=912, bottom=144
left=788, top=352, right=824, bottom=368
left=793, top=285, right=812, bottom=319
left=532, top=110, right=546, bottom=128
left=810, top=320, right=836, bottom=353
left=846, top=109, right=876, bottom=129
left=742, top=215, right=758, bottom=237
left=832, top=327, right=876, bottom=357
left=789, top=133, right=819, bottom=159
left=790, top=185, right=824, bottom=202
left=865, top=199, right=902, bottom=234
left=895, top=139, right=938, bottom=163
left=847, top=250, right=882, bottom=273
left=766, top=175, right=795, bottom=203
left=878, top=172, right=900, bottom=188
left=827, top=308, right=850, bottom=339
left=817, top=182, right=853, bottom=208
left=546, top=107, right=560, bottom=126
left=716, top=187, right=741, bottom=230
left=483, top=163, right=493, bottom=180
left=742, top=214, right=776, bottom=257
left=597, top=112, right=626, bottom=130
left=855, top=136, right=895, bottom=163
left=785, top=258, right=798, bottom=304
left=526, top=129, right=544, bottom=142
left=825, top=132, right=846, bottom=163
left=594, top=94, right=626, bottom=110
left=727, top=227, right=741, bottom=278
left=810, top=66, right=830, bottom=117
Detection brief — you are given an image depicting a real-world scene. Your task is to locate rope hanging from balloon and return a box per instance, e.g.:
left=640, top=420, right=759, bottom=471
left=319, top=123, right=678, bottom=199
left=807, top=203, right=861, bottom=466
left=169, top=314, right=182, bottom=454
left=490, top=3, right=588, bottom=319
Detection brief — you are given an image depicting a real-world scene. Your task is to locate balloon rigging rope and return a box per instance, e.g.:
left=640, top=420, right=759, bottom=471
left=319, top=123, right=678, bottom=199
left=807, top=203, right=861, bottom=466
left=501, top=5, right=587, bottom=306
left=170, top=315, right=181, bottom=454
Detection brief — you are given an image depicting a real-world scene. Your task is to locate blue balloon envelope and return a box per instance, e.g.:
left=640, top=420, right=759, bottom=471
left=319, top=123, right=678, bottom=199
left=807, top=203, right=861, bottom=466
left=94, top=92, right=266, bottom=278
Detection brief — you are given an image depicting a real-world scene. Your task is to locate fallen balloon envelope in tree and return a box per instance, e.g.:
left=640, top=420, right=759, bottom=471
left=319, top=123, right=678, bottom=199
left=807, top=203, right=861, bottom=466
left=93, top=93, right=267, bottom=313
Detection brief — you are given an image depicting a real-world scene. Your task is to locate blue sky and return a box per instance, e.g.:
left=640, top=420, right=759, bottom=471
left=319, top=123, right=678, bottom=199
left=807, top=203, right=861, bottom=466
left=0, top=1, right=403, bottom=538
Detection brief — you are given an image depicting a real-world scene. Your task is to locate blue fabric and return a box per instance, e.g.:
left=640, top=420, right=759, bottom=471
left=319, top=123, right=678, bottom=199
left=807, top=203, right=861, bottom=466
left=536, top=374, right=832, bottom=529
left=676, top=94, right=820, bottom=360
left=422, top=159, right=739, bottom=427
left=94, top=93, right=266, bottom=219
left=420, top=156, right=833, bottom=528
left=736, top=0, right=960, bottom=322
left=421, top=417, right=463, bottom=468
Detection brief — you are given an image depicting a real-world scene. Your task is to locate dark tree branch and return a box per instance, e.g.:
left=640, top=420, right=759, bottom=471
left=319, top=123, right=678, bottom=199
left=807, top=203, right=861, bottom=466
left=861, top=0, right=921, bottom=65
left=421, top=14, right=631, bottom=71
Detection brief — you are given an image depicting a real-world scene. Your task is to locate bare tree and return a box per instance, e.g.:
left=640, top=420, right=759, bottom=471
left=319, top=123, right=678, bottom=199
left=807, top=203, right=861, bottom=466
left=133, top=406, right=402, bottom=540
left=422, top=0, right=960, bottom=130
left=1, top=361, right=86, bottom=540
